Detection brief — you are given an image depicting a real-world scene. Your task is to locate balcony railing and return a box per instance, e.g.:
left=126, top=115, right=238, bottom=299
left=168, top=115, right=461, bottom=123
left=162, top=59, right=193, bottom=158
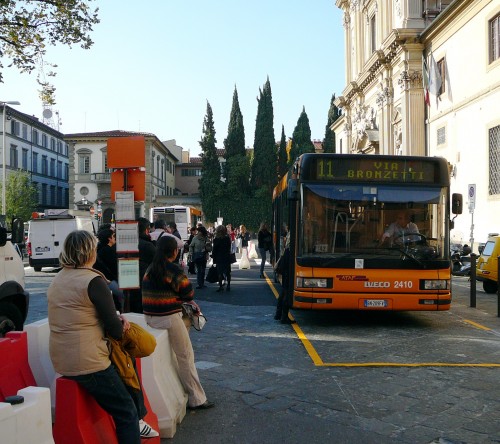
left=90, top=173, right=111, bottom=183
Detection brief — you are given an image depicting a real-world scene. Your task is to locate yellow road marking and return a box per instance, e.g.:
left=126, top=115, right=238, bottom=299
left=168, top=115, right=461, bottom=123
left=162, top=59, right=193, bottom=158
left=464, top=319, right=491, bottom=331
left=266, top=275, right=500, bottom=368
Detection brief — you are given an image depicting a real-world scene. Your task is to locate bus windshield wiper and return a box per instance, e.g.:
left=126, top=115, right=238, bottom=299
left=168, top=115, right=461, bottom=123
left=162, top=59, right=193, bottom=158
left=390, top=246, right=425, bottom=268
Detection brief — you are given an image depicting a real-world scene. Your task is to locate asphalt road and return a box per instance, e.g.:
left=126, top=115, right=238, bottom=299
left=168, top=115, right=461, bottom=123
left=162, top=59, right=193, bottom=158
left=24, top=262, right=500, bottom=444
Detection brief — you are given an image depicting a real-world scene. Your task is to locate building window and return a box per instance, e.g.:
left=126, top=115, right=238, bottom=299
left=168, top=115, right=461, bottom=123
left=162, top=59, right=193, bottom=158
left=33, top=130, right=39, bottom=145
left=41, top=184, right=47, bottom=205
left=10, top=120, right=20, bottom=136
left=57, top=141, right=62, bottom=154
left=50, top=138, right=56, bottom=151
left=57, top=160, right=62, bottom=179
left=33, top=153, right=38, bottom=173
left=10, top=145, right=18, bottom=168
left=42, top=134, right=48, bottom=148
left=32, top=182, right=39, bottom=203
left=50, top=158, right=56, bottom=177
left=42, top=155, right=48, bottom=175
left=50, top=185, right=56, bottom=205
left=22, top=149, right=28, bottom=170
left=437, top=127, right=446, bottom=145
left=489, top=125, right=500, bottom=195
left=78, top=154, right=90, bottom=174
left=22, top=124, right=28, bottom=140
left=437, top=58, right=446, bottom=95
left=103, top=153, right=110, bottom=173
left=181, top=168, right=202, bottom=177
left=370, top=14, right=376, bottom=53
left=490, top=13, right=500, bottom=63
left=57, top=187, right=63, bottom=206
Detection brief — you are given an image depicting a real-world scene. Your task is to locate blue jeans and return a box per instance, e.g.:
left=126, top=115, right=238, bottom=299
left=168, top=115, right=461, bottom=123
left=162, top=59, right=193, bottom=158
left=67, top=364, right=140, bottom=444
left=195, top=259, right=207, bottom=287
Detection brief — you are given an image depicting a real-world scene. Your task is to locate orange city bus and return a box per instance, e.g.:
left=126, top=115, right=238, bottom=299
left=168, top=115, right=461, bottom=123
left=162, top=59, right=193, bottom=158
left=272, top=153, right=462, bottom=311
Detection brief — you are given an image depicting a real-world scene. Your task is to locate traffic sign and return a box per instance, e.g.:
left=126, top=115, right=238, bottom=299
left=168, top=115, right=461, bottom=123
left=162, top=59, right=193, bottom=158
left=468, top=184, right=476, bottom=211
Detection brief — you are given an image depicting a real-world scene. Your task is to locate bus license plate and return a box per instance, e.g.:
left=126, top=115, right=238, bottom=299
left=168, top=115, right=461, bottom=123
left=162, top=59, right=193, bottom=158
left=364, top=300, right=387, bottom=308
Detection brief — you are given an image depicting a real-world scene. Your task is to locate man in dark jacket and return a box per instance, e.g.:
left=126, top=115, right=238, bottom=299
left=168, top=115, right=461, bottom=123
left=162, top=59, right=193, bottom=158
left=129, top=217, right=156, bottom=313
left=274, top=241, right=295, bottom=324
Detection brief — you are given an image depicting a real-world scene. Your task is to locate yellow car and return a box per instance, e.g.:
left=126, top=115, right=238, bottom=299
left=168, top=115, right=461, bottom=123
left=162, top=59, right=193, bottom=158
left=476, top=235, right=500, bottom=293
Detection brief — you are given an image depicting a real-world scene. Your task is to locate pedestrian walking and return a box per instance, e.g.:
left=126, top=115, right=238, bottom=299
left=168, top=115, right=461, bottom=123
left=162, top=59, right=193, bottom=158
left=212, top=225, right=232, bottom=292
left=189, top=225, right=209, bottom=289
left=257, top=222, right=273, bottom=278
left=238, top=225, right=251, bottom=269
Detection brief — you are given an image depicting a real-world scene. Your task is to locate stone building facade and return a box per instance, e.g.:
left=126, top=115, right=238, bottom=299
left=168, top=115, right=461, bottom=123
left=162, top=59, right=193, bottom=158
left=333, top=0, right=500, bottom=248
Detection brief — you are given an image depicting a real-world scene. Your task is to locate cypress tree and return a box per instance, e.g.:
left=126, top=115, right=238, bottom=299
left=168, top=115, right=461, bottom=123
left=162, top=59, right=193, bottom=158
left=277, top=125, right=288, bottom=179
left=224, top=86, right=246, bottom=159
left=322, top=94, right=341, bottom=153
left=289, top=106, right=315, bottom=165
left=199, top=101, right=222, bottom=222
left=251, top=77, right=276, bottom=192
left=223, top=86, right=248, bottom=190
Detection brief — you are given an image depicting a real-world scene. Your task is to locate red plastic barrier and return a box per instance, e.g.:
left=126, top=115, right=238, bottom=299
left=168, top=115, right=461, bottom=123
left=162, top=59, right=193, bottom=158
left=53, top=359, right=159, bottom=444
left=0, top=331, right=36, bottom=401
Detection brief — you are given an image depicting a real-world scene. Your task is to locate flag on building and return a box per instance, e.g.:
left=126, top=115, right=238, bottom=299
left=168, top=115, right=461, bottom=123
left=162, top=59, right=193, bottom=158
left=422, top=56, right=430, bottom=106
left=428, top=53, right=442, bottom=98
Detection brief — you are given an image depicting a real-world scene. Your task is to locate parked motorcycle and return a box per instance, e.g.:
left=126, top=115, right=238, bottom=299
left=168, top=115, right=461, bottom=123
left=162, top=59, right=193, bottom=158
left=451, top=244, right=472, bottom=276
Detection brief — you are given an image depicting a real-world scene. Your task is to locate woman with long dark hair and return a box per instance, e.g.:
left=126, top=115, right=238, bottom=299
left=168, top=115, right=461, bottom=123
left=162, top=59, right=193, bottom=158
left=212, top=225, right=232, bottom=292
left=142, top=235, right=214, bottom=410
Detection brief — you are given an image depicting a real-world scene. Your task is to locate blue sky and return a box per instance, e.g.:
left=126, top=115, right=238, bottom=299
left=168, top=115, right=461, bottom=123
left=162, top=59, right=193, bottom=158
left=1, top=0, right=345, bottom=157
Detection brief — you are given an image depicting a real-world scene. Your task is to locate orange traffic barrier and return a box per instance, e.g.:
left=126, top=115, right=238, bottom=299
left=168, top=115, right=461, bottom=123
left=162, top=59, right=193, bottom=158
left=0, top=331, right=36, bottom=401
left=53, top=359, right=159, bottom=444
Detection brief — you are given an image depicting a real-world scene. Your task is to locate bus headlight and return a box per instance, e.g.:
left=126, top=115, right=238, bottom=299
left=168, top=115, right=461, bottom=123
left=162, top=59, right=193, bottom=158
left=422, top=280, right=449, bottom=290
left=296, top=278, right=329, bottom=288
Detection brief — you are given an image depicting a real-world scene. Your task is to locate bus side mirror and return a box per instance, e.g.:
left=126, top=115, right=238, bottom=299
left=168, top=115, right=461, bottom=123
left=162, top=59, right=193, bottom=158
left=452, top=193, right=463, bottom=215
left=287, top=179, right=299, bottom=201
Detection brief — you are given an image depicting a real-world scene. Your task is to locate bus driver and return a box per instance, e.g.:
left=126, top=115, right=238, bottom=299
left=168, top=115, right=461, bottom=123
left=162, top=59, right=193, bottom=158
left=379, top=212, right=419, bottom=246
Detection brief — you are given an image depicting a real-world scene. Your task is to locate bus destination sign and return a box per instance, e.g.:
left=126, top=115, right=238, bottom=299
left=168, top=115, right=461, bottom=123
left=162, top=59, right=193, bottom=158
left=313, top=158, right=438, bottom=183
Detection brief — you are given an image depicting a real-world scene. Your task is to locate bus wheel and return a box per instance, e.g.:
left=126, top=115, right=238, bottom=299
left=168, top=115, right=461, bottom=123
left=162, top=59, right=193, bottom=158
left=483, top=280, right=498, bottom=294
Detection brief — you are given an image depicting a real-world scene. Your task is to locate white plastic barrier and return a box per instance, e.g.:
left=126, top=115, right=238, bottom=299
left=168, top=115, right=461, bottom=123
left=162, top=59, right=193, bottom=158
left=0, top=386, right=54, bottom=444
left=24, top=319, right=58, bottom=414
left=124, top=313, right=187, bottom=438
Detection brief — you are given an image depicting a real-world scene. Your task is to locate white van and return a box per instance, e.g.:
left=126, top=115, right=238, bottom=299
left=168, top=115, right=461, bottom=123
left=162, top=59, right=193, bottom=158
left=27, top=213, right=94, bottom=271
left=0, top=223, right=29, bottom=336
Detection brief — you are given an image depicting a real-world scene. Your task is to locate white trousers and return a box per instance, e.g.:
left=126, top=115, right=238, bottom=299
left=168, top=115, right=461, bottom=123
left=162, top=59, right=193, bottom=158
left=145, top=312, right=207, bottom=407
left=239, top=247, right=250, bottom=269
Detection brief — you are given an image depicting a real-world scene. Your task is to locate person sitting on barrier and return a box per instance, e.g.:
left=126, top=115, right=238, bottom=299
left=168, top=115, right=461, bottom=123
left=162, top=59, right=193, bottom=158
left=142, top=235, right=215, bottom=410
left=379, top=211, right=419, bottom=246
left=47, top=230, right=158, bottom=443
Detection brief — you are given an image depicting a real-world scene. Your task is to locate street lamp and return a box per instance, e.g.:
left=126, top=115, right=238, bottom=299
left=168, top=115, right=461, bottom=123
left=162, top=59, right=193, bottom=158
left=1, top=101, right=21, bottom=215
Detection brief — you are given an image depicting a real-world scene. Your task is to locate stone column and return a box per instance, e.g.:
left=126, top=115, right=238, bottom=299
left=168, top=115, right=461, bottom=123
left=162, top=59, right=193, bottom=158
left=398, top=47, right=426, bottom=156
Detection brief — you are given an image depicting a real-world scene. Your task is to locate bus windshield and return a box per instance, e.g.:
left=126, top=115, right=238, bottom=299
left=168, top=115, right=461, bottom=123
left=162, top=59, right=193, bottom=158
left=299, top=183, right=447, bottom=262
